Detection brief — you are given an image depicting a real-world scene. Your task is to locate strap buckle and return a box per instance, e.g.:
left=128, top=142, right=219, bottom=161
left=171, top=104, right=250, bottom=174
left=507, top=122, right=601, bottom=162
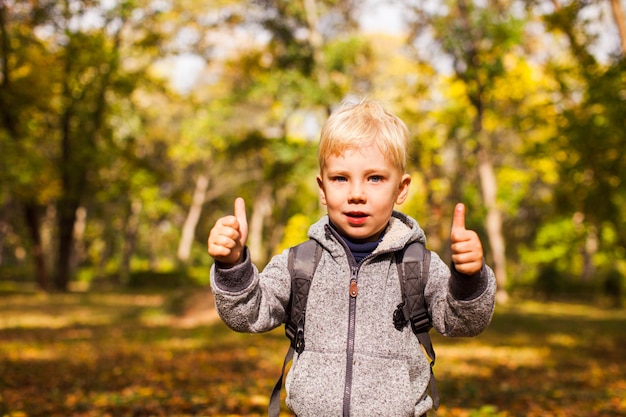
left=410, top=309, right=432, bottom=334
left=285, top=321, right=305, bottom=354
left=393, top=302, right=408, bottom=330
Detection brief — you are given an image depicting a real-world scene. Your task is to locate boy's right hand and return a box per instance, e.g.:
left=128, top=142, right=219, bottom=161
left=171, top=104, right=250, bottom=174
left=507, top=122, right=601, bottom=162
left=208, top=197, right=248, bottom=266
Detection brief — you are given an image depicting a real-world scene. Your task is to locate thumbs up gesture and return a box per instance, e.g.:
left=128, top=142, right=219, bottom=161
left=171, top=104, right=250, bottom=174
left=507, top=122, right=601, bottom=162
left=208, top=197, right=249, bottom=266
left=450, top=203, right=484, bottom=276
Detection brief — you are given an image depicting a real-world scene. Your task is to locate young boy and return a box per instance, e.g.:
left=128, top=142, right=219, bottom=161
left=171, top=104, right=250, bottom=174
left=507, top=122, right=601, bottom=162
left=208, top=99, right=496, bottom=416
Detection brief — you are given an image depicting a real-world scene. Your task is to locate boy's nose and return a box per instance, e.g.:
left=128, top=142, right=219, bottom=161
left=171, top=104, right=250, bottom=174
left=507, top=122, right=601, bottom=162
left=348, top=184, right=366, bottom=203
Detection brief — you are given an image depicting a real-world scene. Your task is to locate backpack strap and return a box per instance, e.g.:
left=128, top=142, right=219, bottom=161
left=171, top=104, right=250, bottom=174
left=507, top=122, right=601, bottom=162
left=285, top=239, right=322, bottom=353
left=394, top=241, right=440, bottom=410
left=269, top=239, right=322, bottom=417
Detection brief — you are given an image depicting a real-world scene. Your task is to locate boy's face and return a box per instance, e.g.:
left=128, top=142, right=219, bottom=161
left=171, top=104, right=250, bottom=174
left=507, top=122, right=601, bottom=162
left=317, top=145, right=411, bottom=243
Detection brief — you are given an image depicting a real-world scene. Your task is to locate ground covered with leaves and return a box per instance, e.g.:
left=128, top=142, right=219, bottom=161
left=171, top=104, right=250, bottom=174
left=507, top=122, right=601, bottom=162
left=0, top=289, right=624, bottom=417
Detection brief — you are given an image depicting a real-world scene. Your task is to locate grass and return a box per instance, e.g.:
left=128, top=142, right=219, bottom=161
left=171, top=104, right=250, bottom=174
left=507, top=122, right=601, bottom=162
left=0, top=290, right=624, bottom=417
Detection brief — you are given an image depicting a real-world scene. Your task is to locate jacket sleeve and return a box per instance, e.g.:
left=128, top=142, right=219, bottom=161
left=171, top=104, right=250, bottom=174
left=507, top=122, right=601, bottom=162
left=210, top=247, right=291, bottom=333
left=426, top=252, right=496, bottom=338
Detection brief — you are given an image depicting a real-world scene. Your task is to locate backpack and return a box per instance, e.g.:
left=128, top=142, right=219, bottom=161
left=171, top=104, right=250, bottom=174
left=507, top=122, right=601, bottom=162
left=268, top=239, right=439, bottom=417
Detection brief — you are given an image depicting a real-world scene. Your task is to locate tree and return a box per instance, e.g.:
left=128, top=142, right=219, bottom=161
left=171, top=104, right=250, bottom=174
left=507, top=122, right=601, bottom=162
left=403, top=0, right=529, bottom=302
left=0, top=0, right=224, bottom=290
left=542, top=0, right=626, bottom=282
left=173, top=0, right=376, bottom=267
left=1, top=1, right=64, bottom=289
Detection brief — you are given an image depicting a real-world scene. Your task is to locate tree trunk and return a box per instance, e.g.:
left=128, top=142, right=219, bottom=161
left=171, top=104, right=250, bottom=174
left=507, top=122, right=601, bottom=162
left=70, top=206, right=87, bottom=273
left=55, top=196, right=79, bottom=291
left=610, top=0, right=626, bottom=55
left=23, top=203, right=49, bottom=291
left=177, top=174, right=209, bottom=264
left=455, top=0, right=508, bottom=303
left=581, top=225, right=598, bottom=282
left=53, top=3, right=121, bottom=291
left=471, top=97, right=508, bottom=303
left=120, top=199, right=142, bottom=284
left=303, top=0, right=329, bottom=88
left=249, top=185, right=274, bottom=266
left=476, top=144, right=508, bottom=303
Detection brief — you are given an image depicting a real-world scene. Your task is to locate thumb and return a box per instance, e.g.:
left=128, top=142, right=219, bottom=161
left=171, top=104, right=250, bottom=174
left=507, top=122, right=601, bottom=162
left=234, top=197, right=248, bottom=244
left=451, top=203, right=466, bottom=233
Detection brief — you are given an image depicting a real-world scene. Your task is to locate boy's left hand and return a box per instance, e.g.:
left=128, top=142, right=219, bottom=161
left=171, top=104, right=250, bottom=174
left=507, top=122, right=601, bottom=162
left=450, top=203, right=484, bottom=275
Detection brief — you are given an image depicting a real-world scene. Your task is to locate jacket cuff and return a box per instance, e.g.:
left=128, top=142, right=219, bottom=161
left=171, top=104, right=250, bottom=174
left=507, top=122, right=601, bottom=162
left=449, top=260, right=489, bottom=301
left=212, top=247, right=254, bottom=293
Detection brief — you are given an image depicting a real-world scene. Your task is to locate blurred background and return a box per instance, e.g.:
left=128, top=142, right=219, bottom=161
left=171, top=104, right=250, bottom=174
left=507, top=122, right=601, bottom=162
left=2, top=0, right=625, bottom=303
left=1, top=1, right=625, bottom=416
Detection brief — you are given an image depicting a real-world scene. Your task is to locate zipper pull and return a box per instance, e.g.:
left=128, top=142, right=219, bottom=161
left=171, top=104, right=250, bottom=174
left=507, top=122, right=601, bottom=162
left=349, top=279, right=358, bottom=298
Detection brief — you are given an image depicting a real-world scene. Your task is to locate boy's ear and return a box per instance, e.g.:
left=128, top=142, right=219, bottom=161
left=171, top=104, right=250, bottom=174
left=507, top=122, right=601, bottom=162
left=395, top=174, right=411, bottom=205
left=317, top=175, right=327, bottom=205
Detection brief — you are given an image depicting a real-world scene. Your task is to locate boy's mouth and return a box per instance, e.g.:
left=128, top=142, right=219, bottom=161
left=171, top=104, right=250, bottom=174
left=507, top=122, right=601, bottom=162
left=346, top=211, right=368, bottom=225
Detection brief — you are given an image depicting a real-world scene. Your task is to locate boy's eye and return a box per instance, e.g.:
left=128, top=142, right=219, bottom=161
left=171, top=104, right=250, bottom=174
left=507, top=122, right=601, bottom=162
left=369, top=175, right=383, bottom=183
left=332, top=176, right=347, bottom=182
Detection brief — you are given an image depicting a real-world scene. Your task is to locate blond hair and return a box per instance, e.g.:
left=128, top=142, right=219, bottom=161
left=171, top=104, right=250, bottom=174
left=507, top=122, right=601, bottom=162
left=318, top=99, right=410, bottom=173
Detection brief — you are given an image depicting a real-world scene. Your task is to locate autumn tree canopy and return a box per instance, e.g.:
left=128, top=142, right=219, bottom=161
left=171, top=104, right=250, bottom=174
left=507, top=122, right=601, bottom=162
left=0, top=0, right=624, bottom=299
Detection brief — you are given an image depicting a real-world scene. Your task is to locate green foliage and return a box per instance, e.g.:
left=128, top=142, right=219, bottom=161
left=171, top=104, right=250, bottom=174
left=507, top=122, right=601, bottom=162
left=0, top=0, right=625, bottom=297
left=525, top=217, right=585, bottom=267
left=516, top=217, right=583, bottom=291
left=555, top=60, right=626, bottom=230
left=277, top=213, right=317, bottom=254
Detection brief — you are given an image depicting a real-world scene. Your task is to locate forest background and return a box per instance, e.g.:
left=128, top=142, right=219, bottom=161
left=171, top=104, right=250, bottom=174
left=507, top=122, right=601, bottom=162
left=1, top=1, right=626, bottom=416
left=1, top=0, right=626, bottom=302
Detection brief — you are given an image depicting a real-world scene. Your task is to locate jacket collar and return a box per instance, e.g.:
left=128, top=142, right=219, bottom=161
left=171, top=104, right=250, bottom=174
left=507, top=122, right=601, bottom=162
left=307, top=211, right=427, bottom=258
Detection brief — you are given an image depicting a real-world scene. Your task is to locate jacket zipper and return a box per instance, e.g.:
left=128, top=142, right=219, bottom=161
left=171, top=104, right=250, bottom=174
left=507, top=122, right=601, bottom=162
left=325, top=224, right=396, bottom=416
left=342, top=265, right=359, bottom=417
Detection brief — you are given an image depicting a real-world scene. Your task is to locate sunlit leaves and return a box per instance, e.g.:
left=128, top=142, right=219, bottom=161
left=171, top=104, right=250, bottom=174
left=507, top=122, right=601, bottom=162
left=1, top=293, right=625, bottom=416
left=1, top=0, right=625, bottom=294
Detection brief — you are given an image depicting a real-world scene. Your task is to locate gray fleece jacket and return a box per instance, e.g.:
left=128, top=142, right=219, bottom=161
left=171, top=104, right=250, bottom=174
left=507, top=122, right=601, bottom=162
left=211, top=211, right=496, bottom=417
